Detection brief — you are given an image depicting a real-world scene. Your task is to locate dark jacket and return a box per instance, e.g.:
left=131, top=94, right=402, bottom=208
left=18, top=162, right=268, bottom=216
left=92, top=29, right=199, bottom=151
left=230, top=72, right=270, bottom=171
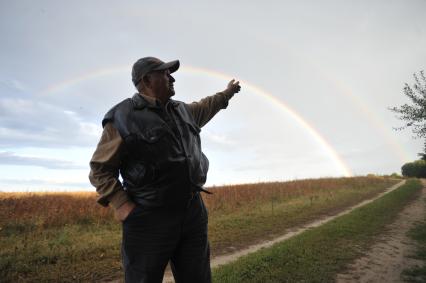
left=99, top=93, right=218, bottom=207
left=89, top=91, right=233, bottom=209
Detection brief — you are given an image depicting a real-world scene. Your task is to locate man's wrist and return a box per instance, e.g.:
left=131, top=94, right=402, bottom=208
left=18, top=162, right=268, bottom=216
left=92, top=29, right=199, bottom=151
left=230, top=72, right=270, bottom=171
left=221, top=90, right=235, bottom=107
left=222, top=89, right=235, bottom=98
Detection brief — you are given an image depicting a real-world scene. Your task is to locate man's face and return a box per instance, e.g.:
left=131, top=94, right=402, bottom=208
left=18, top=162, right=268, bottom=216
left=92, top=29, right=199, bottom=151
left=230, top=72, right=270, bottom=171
left=147, top=69, right=176, bottom=101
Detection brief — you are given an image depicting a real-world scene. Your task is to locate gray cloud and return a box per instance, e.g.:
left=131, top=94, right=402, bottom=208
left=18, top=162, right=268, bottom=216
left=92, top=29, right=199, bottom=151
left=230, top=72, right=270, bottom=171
left=202, top=129, right=238, bottom=151
left=0, top=151, right=85, bottom=169
left=0, top=0, right=425, bottom=187
left=0, top=68, right=136, bottom=149
left=0, top=78, right=27, bottom=92
left=0, top=96, right=102, bottom=148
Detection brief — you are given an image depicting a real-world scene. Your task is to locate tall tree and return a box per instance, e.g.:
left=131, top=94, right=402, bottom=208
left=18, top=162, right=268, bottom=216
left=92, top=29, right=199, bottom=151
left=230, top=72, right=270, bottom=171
left=389, top=71, right=426, bottom=160
left=419, top=141, right=426, bottom=160
left=389, top=71, right=426, bottom=142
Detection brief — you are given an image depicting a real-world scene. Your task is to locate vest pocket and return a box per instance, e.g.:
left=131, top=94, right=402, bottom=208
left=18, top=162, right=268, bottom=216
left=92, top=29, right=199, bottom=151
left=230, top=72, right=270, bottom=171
left=139, top=126, right=167, bottom=143
left=122, top=162, right=156, bottom=187
left=133, top=126, right=172, bottom=162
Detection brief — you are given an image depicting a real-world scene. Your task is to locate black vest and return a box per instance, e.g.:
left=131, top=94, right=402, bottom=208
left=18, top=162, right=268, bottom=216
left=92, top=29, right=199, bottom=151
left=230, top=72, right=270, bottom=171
left=103, top=93, right=209, bottom=208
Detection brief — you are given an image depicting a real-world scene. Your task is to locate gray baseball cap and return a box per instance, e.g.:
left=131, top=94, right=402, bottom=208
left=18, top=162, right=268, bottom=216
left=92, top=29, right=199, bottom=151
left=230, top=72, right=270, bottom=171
left=131, top=57, right=180, bottom=86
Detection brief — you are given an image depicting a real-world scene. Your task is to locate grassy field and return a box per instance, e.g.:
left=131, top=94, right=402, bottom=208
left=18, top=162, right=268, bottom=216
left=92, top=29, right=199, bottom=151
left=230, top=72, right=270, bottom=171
left=212, top=179, right=422, bottom=283
left=0, top=176, right=399, bottom=282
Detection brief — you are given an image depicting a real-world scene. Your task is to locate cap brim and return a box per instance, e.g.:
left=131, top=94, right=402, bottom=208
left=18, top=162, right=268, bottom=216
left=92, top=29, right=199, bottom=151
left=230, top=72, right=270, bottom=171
left=154, top=60, right=180, bottom=73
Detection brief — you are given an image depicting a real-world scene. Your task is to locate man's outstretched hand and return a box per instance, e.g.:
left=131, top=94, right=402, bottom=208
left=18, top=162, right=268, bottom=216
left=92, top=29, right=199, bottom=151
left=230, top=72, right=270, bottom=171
left=225, top=79, right=241, bottom=95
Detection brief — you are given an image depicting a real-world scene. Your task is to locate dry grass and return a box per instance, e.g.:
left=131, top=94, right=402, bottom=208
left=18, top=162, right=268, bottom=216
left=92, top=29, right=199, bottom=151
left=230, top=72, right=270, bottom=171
left=0, top=176, right=396, bottom=233
left=0, top=176, right=390, bottom=230
left=0, top=192, right=113, bottom=232
left=0, top=176, right=401, bottom=282
left=204, top=177, right=388, bottom=214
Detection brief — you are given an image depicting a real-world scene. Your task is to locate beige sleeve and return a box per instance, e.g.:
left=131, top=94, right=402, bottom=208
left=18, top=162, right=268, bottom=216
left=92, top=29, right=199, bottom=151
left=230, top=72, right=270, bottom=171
left=186, top=90, right=234, bottom=128
left=89, top=123, right=130, bottom=209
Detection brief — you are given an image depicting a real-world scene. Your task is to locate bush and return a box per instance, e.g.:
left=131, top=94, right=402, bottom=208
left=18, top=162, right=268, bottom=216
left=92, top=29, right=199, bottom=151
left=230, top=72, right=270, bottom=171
left=401, top=160, right=426, bottom=178
left=390, top=172, right=402, bottom=178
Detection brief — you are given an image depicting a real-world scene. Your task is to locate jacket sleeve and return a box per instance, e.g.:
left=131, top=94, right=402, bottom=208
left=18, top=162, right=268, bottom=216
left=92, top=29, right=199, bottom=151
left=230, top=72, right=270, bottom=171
left=186, top=91, right=234, bottom=128
left=89, top=123, right=130, bottom=209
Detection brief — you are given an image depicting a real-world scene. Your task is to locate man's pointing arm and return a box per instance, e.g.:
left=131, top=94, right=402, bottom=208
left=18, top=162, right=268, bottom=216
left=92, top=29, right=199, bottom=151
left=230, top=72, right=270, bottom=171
left=187, top=79, right=241, bottom=128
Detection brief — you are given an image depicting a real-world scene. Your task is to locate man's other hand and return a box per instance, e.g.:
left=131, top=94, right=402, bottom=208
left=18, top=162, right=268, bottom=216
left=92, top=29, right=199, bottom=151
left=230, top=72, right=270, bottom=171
left=115, top=201, right=137, bottom=222
left=226, top=79, right=241, bottom=95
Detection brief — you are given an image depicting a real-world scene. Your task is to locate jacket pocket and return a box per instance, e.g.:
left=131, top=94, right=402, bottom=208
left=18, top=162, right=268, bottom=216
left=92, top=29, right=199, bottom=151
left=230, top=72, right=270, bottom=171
left=139, top=126, right=168, bottom=143
left=134, top=125, right=172, bottom=162
left=122, top=205, right=141, bottom=223
left=122, top=162, right=147, bottom=187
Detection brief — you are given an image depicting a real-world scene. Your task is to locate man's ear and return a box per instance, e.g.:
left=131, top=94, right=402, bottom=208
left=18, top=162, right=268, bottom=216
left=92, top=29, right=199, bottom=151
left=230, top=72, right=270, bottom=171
left=142, top=75, right=151, bottom=89
left=136, top=75, right=150, bottom=92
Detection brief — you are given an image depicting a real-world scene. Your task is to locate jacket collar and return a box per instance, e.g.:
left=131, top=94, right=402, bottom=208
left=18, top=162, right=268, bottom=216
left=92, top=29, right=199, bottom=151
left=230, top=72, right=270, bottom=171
left=131, top=93, right=158, bottom=109
left=131, top=93, right=179, bottom=109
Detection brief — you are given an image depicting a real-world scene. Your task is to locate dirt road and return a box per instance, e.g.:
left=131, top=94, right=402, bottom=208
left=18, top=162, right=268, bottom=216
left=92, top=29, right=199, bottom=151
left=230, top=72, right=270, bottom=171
left=335, top=181, right=426, bottom=283
left=107, top=180, right=417, bottom=283
left=161, top=180, right=406, bottom=283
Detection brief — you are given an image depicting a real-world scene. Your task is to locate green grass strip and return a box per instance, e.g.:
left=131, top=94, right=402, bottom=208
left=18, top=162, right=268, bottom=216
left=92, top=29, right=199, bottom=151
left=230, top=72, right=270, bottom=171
left=212, top=179, right=423, bottom=283
left=402, top=206, right=426, bottom=282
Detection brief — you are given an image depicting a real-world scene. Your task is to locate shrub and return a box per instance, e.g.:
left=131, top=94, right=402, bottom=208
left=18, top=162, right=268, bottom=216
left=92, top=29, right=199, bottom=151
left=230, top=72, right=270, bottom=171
left=401, top=160, right=426, bottom=178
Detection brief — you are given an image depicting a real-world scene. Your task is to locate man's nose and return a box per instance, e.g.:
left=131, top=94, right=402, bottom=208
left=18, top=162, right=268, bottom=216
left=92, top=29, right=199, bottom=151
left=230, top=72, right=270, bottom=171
left=169, top=74, right=175, bottom=83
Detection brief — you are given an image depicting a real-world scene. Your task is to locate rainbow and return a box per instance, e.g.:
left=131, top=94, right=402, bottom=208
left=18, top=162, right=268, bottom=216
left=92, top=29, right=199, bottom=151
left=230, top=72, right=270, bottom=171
left=254, top=37, right=412, bottom=163
left=40, top=64, right=353, bottom=177
left=322, top=75, right=411, bottom=163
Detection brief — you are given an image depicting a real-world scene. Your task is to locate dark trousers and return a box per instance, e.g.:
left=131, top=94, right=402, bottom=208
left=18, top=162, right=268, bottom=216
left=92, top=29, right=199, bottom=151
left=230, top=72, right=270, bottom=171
left=121, top=193, right=211, bottom=283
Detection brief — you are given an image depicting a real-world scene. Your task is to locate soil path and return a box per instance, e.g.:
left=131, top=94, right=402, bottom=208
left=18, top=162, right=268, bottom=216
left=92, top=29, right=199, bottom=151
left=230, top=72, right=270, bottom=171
left=160, top=180, right=406, bottom=283
left=335, top=180, right=426, bottom=283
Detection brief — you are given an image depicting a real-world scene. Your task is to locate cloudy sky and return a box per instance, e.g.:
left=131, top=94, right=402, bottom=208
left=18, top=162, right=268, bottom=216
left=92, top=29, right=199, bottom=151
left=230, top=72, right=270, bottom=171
left=1, top=0, right=425, bottom=191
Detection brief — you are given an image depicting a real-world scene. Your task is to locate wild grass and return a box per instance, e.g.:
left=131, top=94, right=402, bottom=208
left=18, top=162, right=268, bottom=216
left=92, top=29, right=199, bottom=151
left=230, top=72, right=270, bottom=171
left=0, top=176, right=400, bottom=282
left=0, top=176, right=395, bottom=231
left=207, top=177, right=399, bottom=255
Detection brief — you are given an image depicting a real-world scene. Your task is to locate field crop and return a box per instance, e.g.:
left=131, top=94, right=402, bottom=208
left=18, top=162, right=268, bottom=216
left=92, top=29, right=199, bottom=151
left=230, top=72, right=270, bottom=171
left=0, top=176, right=400, bottom=282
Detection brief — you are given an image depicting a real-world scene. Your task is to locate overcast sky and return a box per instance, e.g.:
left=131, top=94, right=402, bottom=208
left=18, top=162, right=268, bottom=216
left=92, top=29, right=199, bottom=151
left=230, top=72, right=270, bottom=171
left=1, top=0, right=425, bottom=191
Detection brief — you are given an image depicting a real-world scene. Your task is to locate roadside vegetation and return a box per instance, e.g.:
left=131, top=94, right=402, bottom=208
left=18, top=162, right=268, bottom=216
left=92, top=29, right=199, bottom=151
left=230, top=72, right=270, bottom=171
left=0, top=176, right=399, bottom=282
left=402, top=202, right=426, bottom=282
left=212, top=179, right=422, bottom=283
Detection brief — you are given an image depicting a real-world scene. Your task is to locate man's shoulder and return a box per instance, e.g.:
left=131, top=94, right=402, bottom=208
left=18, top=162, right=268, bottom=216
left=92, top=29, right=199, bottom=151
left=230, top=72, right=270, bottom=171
left=170, top=97, right=184, bottom=103
left=102, top=97, right=133, bottom=127
left=170, top=99, right=196, bottom=122
left=170, top=98, right=188, bottom=109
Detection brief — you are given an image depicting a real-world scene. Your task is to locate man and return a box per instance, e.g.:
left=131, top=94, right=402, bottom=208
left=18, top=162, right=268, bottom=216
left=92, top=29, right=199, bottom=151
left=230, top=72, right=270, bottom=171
left=89, top=56, right=241, bottom=283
